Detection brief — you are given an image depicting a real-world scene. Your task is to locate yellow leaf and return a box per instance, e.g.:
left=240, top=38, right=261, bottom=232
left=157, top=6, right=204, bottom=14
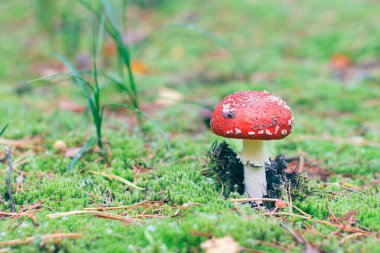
left=131, top=60, right=148, bottom=74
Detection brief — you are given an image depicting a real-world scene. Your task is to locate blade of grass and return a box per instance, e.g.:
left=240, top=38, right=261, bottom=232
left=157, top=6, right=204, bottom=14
left=101, top=0, right=120, bottom=31
left=96, top=13, right=106, bottom=58
left=100, top=0, right=139, bottom=110
left=68, top=138, right=96, bottom=171
left=103, top=72, right=132, bottom=96
left=91, top=13, right=106, bottom=149
left=79, top=0, right=141, bottom=124
left=0, top=124, right=8, bottom=137
left=78, top=0, right=167, bottom=144
left=53, top=53, right=95, bottom=97
left=54, top=52, right=104, bottom=148
left=107, top=103, right=170, bottom=151
left=89, top=170, right=145, bottom=190
left=28, top=71, right=92, bottom=84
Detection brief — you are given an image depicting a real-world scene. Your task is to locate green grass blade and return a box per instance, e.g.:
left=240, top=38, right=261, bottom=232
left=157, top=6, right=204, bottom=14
left=54, top=52, right=102, bottom=148
left=103, top=72, right=132, bottom=96
left=101, top=0, right=139, bottom=109
left=0, top=124, right=8, bottom=137
left=96, top=13, right=106, bottom=59
left=68, top=138, right=96, bottom=171
left=53, top=53, right=95, bottom=96
left=28, top=71, right=92, bottom=84
left=107, top=103, right=171, bottom=151
left=101, top=0, right=120, bottom=31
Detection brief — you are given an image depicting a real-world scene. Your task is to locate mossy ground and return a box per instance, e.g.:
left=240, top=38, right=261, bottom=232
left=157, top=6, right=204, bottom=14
left=1, top=0, right=380, bottom=252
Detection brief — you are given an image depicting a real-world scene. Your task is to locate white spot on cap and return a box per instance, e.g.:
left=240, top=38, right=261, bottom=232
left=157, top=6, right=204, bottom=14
left=235, top=128, right=241, bottom=134
left=258, top=130, right=264, bottom=134
left=265, top=129, right=272, bottom=135
left=281, top=129, right=287, bottom=135
left=222, top=104, right=231, bottom=114
left=248, top=131, right=255, bottom=135
left=275, top=126, right=280, bottom=134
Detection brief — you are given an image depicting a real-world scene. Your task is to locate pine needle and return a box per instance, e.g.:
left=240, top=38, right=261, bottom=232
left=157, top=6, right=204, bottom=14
left=89, top=170, right=145, bottom=190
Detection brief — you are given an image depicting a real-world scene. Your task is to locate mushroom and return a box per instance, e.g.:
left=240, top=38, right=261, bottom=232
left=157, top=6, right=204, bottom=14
left=210, top=91, right=294, bottom=198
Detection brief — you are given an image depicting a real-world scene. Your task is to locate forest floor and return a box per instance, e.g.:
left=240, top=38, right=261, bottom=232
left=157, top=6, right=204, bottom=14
left=0, top=0, right=380, bottom=252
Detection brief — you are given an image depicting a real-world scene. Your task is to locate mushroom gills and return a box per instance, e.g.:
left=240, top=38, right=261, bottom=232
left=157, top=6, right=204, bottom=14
left=240, top=139, right=269, bottom=198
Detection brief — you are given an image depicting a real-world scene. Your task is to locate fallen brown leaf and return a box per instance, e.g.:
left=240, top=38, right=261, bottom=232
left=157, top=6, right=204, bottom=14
left=286, top=155, right=334, bottom=181
left=65, top=147, right=81, bottom=158
left=275, top=200, right=287, bottom=209
left=200, top=236, right=240, bottom=253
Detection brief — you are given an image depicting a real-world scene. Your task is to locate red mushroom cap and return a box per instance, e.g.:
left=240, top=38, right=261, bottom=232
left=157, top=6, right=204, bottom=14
left=210, top=91, right=294, bottom=140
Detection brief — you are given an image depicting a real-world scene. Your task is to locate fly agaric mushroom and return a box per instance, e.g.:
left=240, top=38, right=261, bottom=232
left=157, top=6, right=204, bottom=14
left=210, top=91, right=294, bottom=198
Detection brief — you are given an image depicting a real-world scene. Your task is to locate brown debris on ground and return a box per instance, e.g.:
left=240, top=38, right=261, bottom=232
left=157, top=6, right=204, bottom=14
left=203, top=141, right=245, bottom=197
left=0, top=233, right=82, bottom=247
left=286, top=154, right=334, bottom=182
left=45, top=200, right=201, bottom=225
left=229, top=198, right=380, bottom=252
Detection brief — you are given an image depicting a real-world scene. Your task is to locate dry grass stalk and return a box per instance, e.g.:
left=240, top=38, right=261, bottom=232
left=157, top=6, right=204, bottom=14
left=254, top=239, right=289, bottom=251
left=89, top=170, right=145, bottom=190
left=0, top=233, right=82, bottom=246
left=47, top=210, right=103, bottom=218
left=339, top=232, right=369, bottom=244
left=172, top=203, right=203, bottom=217
left=93, top=213, right=138, bottom=223
left=231, top=198, right=311, bottom=217
left=84, top=200, right=160, bottom=211
left=0, top=138, right=42, bottom=150
left=47, top=210, right=140, bottom=223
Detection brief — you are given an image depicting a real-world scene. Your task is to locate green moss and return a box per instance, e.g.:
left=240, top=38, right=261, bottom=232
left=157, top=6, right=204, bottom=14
left=1, top=0, right=380, bottom=252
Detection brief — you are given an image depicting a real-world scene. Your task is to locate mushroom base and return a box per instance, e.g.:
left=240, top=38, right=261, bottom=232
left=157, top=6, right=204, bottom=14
left=244, top=164, right=267, bottom=198
left=240, top=140, right=269, bottom=198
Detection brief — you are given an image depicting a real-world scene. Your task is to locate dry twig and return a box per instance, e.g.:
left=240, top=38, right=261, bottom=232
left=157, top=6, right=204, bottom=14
left=0, top=233, right=82, bottom=247
left=89, top=170, right=145, bottom=190
left=231, top=198, right=311, bottom=217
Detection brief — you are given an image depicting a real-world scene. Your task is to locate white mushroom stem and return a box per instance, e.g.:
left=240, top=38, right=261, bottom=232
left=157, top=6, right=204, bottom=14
left=240, top=139, right=269, bottom=198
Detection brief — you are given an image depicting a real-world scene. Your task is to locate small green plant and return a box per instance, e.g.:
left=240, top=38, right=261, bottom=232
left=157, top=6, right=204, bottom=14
left=54, top=15, right=105, bottom=150
left=53, top=4, right=170, bottom=164
left=0, top=124, right=8, bottom=137
left=80, top=0, right=141, bottom=123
